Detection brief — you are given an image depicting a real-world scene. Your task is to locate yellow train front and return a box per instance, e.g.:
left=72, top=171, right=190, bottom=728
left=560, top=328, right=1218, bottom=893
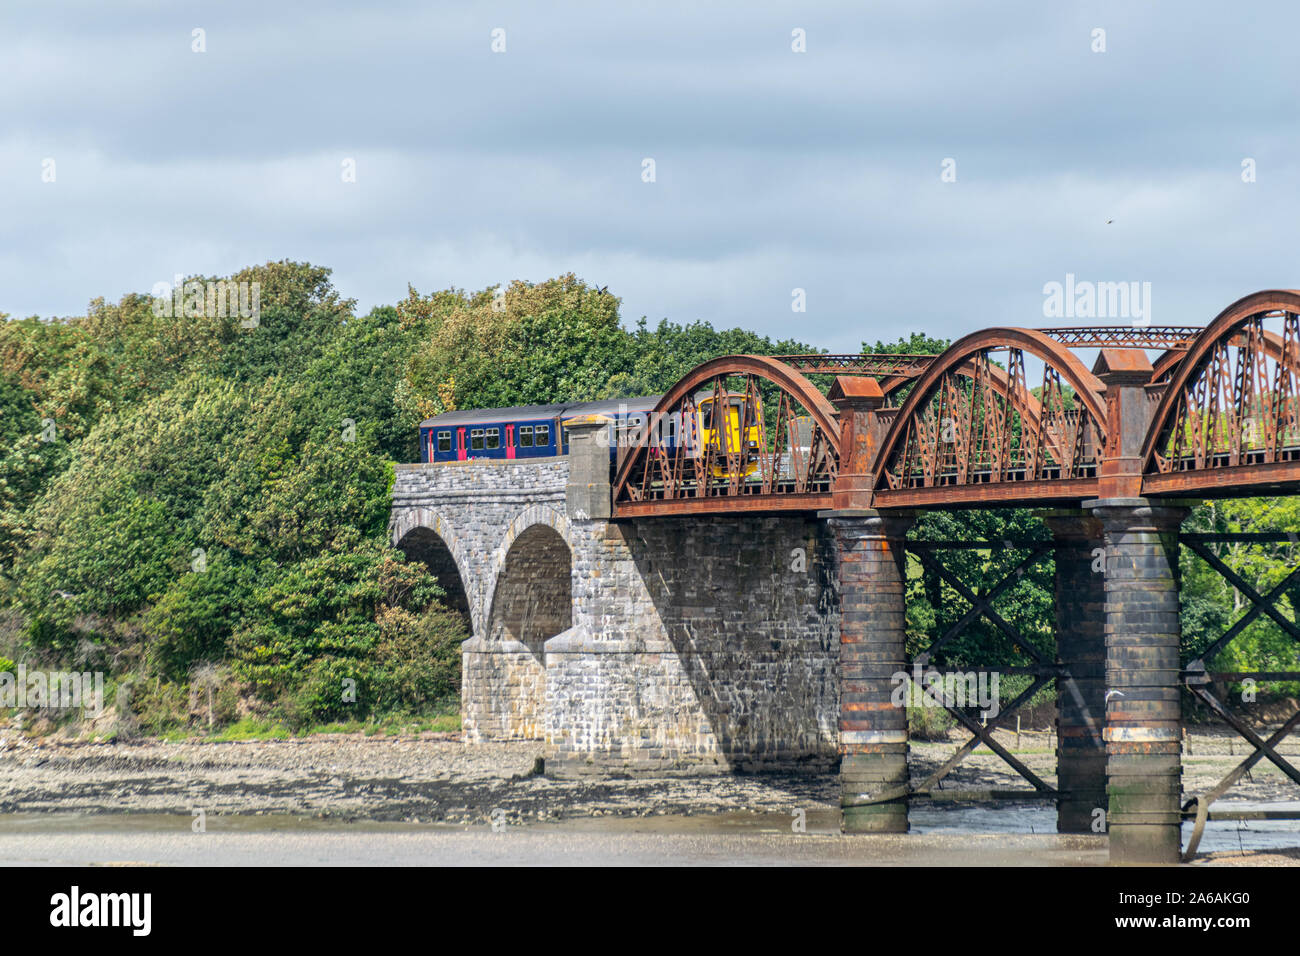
left=695, top=391, right=763, bottom=479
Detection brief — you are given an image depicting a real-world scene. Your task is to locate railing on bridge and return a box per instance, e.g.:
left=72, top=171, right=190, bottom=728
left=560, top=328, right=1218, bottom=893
left=770, top=353, right=936, bottom=377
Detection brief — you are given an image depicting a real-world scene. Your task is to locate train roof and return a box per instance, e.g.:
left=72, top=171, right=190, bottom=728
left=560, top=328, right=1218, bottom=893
left=420, top=395, right=662, bottom=428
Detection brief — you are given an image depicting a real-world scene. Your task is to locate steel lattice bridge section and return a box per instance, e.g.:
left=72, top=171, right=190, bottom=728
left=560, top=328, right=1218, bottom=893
left=604, top=289, right=1300, bottom=863
left=612, top=290, right=1300, bottom=516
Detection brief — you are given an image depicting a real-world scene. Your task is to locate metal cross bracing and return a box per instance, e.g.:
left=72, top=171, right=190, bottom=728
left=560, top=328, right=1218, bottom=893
left=770, top=354, right=937, bottom=377
left=855, top=539, right=1073, bottom=810
left=849, top=530, right=1300, bottom=856
left=1177, top=531, right=1300, bottom=861
left=1034, top=326, right=1204, bottom=348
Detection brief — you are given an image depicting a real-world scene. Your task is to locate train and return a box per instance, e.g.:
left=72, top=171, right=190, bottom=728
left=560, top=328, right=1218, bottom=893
left=418, top=392, right=766, bottom=468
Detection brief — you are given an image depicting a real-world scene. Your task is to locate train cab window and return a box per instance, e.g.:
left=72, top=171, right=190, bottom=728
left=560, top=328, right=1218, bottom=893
left=437, top=431, right=451, bottom=453
left=701, top=405, right=713, bottom=429
left=535, top=424, right=550, bottom=447
left=485, top=427, right=500, bottom=450
left=561, top=427, right=570, bottom=449
left=470, top=429, right=484, bottom=451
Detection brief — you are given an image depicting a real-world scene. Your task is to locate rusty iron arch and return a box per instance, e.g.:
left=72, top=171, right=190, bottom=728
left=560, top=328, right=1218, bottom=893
left=883, top=356, right=1060, bottom=412
left=611, top=354, right=843, bottom=515
left=873, top=328, right=1108, bottom=502
left=1142, top=290, right=1300, bottom=480
left=1151, top=326, right=1287, bottom=384
left=642, top=354, right=842, bottom=446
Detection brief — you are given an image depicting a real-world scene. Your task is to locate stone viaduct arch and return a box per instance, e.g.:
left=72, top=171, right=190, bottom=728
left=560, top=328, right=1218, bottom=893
left=482, top=505, right=574, bottom=651
left=391, top=507, right=473, bottom=628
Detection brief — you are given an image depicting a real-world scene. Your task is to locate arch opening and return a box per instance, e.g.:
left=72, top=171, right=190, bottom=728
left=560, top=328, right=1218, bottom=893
left=395, top=526, right=472, bottom=628
left=487, top=524, right=573, bottom=657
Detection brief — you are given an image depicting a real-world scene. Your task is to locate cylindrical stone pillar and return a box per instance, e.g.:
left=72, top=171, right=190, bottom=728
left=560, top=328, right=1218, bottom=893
left=1084, top=498, right=1189, bottom=864
left=1042, top=511, right=1107, bottom=833
left=828, top=510, right=914, bottom=833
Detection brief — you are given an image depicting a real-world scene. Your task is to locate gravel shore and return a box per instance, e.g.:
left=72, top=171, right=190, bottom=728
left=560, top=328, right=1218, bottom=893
left=0, top=726, right=1296, bottom=830
left=0, top=732, right=833, bottom=824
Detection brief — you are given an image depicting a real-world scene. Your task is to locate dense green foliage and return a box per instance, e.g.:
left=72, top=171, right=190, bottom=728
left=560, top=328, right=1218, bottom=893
left=0, top=265, right=819, bottom=735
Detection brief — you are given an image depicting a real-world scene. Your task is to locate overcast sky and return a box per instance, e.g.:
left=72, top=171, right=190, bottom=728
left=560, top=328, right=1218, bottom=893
left=2, top=1, right=1297, bottom=352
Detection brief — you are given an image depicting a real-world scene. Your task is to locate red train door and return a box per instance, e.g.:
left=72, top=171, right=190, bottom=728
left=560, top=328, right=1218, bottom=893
left=456, top=428, right=467, bottom=461
left=505, top=424, right=516, bottom=459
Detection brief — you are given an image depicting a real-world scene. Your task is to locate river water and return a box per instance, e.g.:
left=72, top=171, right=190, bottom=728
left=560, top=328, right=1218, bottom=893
left=0, top=803, right=1294, bottom=865
left=910, top=802, right=1300, bottom=855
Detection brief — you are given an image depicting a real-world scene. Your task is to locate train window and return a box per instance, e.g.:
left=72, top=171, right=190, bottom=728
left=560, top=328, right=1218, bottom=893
left=470, top=428, right=484, bottom=451
left=536, top=424, right=550, bottom=447
left=437, top=431, right=451, bottom=453
left=485, top=428, right=500, bottom=450
left=702, top=404, right=713, bottom=429
left=652, top=414, right=676, bottom=443
left=616, top=418, right=642, bottom=448
left=562, top=427, right=570, bottom=448
left=519, top=425, right=534, bottom=447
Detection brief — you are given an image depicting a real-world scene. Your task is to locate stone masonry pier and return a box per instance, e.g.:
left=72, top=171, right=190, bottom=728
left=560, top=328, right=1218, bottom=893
left=388, top=431, right=840, bottom=774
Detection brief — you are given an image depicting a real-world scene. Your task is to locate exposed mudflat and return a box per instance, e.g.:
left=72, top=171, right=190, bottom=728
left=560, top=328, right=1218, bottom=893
left=0, top=733, right=834, bottom=824
left=0, top=726, right=1295, bottom=831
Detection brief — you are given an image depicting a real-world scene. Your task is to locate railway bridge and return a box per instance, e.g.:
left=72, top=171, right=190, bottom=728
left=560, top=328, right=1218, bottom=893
left=389, top=290, right=1300, bottom=863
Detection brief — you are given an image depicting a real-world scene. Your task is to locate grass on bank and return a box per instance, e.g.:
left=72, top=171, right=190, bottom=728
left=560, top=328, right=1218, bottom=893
left=155, top=711, right=462, bottom=742
left=6, top=705, right=461, bottom=744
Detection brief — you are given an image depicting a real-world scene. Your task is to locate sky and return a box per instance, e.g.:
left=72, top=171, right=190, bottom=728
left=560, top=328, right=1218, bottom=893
left=2, top=1, right=1298, bottom=353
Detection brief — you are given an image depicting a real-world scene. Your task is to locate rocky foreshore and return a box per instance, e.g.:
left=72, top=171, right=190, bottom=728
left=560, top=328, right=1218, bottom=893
left=0, top=727, right=1297, bottom=832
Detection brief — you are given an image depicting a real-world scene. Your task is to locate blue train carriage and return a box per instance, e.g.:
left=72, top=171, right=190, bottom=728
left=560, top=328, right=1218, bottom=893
left=418, top=395, right=663, bottom=463
left=419, top=401, right=568, bottom=462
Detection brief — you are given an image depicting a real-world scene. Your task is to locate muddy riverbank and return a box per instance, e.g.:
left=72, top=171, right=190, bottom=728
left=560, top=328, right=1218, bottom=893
left=0, top=726, right=1296, bottom=832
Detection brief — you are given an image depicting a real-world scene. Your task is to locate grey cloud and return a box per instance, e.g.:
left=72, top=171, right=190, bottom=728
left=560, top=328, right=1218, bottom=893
left=2, top=0, right=1299, bottom=351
